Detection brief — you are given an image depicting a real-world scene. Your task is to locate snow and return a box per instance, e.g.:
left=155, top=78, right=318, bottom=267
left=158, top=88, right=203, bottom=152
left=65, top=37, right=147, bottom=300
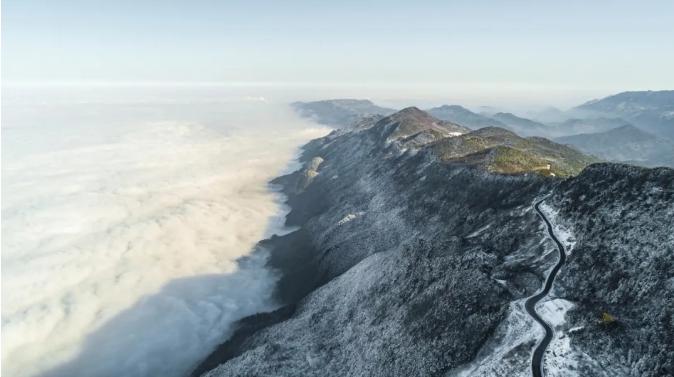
left=450, top=299, right=541, bottom=377
left=467, top=224, right=492, bottom=238
left=493, top=279, right=508, bottom=287
left=336, top=211, right=366, bottom=226
left=539, top=202, right=576, bottom=253
left=536, top=298, right=581, bottom=377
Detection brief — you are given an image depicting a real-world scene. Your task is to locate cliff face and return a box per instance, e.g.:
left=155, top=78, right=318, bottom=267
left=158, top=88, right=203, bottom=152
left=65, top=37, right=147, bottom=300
left=193, top=109, right=674, bottom=377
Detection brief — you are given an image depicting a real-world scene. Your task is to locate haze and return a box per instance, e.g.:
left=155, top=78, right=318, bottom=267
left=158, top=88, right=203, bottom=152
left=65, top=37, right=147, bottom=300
left=3, top=0, right=674, bottom=106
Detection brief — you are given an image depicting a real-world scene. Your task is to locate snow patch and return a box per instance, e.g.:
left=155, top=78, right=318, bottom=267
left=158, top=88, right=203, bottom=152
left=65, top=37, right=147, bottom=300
left=450, top=299, right=541, bottom=377
left=536, top=298, right=574, bottom=329
left=467, top=224, right=492, bottom=238
left=536, top=298, right=580, bottom=377
left=539, top=202, right=576, bottom=253
left=336, top=211, right=366, bottom=226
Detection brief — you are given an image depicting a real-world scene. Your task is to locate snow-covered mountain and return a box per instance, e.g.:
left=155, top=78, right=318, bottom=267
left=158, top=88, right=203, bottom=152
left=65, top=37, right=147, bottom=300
left=191, top=107, right=673, bottom=377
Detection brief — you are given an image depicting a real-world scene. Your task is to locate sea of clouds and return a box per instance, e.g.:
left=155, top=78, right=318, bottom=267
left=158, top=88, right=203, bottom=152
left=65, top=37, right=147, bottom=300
left=1, top=85, right=328, bottom=377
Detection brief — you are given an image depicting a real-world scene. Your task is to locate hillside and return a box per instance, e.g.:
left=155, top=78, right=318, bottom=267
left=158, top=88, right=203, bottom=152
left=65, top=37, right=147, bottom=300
left=430, top=127, right=597, bottom=177
left=187, top=107, right=674, bottom=377
left=192, top=107, right=672, bottom=377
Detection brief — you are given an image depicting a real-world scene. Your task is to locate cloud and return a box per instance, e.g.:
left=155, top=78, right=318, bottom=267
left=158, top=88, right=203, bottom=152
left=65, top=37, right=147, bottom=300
left=1, top=91, right=328, bottom=377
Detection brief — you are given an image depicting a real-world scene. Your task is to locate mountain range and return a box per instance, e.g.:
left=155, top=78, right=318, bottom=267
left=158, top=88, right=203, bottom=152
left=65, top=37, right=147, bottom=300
left=191, top=105, right=674, bottom=377
left=293, top=91, right=674, bottom=168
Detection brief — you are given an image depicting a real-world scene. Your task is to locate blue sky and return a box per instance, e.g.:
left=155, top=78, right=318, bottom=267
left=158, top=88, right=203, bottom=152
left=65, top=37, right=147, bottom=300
left=3, top=0, right=674, bottom=95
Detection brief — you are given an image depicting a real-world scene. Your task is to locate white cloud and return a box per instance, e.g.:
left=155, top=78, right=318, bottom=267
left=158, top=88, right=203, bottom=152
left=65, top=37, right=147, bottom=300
left=1, top=89, right=328, bottom=377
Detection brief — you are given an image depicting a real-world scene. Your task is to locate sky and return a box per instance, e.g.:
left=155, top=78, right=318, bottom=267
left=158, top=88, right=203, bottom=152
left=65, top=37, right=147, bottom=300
left=2, top=0, right=674, bottom=103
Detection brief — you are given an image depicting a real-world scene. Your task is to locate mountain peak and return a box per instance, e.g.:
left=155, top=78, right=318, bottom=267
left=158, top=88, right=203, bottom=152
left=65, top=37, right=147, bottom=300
left=433, top=104, right=470, bottom=112
left=375, top=108, right=469, bottom=141
left=394, top=106, right=427, bottom=116
left=380, top=107, right=439, bottom=125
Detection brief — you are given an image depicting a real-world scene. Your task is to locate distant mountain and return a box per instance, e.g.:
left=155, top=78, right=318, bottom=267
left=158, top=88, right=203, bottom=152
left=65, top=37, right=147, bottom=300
left=426, top=106, right=567, bottom=138
left=426, top=105, right=504, bottom=129
left=526, top=106, right=568, bottom=123
left=550, top=117, right=632, bottom=137
left=575, top=90, right=674, bottom=139
left=577, top=90, right=674, bottom=113
left=292, top=99, right=396, bottom=127
left=490, top=112, right=552, bottom=137
left=555, top=125, right=674, bottom=168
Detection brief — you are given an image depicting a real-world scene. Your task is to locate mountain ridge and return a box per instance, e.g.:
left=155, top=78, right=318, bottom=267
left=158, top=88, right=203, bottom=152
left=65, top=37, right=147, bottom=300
left=191, top=105, right=672, bottom=377
left=291, top=99, right=396, bottom=128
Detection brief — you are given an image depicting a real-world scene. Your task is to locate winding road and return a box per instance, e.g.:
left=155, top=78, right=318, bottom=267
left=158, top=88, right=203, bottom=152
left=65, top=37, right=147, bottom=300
left=524, top=199, right=567, bottom=377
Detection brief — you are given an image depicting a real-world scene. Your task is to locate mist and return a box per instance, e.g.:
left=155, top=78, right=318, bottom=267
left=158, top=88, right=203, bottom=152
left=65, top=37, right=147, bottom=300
left=1, top=85, right=328, bottom=377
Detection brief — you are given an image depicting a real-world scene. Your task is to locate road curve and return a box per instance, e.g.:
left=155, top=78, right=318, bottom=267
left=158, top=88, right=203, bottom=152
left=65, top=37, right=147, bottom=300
left=525, top=199, right=567, bottom=377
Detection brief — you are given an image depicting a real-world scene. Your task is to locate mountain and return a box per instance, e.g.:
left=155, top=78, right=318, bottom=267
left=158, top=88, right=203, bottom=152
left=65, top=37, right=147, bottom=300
left=291, top=99, right=396, bottom=127
left=550, top=117, right=632, bottom=137
left=555, top=125, right=674, bottom=168
left=577, top=90, right=674, bottom=113
left=193, top=107, right=673, bottom=377
left=546, top=164, right=674, bottom=377
left=490, top=112, right=552, bottom=137
left=425, top=107, right=557, bottom=138
left=526, top=106, right=568, bottom=123
left=370, top=107, right=470, bottom=141
left=426, top=105, right=505, bottom=129
left=575, top=91, right=674, bottom=139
